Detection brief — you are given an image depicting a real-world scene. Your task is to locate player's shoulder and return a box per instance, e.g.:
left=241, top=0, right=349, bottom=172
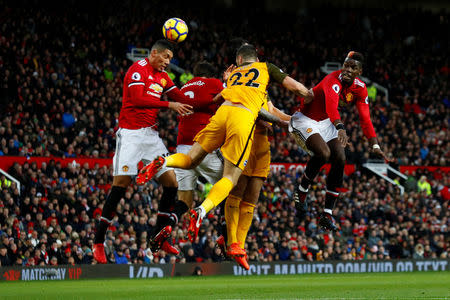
left=127, top=59, right=149, bottom=75
left=353, top=77, right=367, bottom=89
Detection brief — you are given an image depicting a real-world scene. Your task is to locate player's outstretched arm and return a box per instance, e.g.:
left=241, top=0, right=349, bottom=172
left=282, top=76, right=313, bottom=103
left=368, top=137, right=393, bottom=162
left=267, top=101, right=291, bottom=121
left=258, top=107, right=288, bottom=128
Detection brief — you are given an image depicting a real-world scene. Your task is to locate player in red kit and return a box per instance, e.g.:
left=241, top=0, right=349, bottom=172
left=289, top=51, right=390, bottom=231
left=93, top=40, right=194, bottom=264
left=175, top=62, right=227, bottom=225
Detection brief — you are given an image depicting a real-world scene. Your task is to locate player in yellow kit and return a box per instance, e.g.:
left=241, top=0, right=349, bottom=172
left=137, top=44, right=312, bottom=256
left=217, top=99, right=291, bottom=268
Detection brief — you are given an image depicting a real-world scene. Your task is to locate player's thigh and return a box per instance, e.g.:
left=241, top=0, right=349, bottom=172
left=112, top=175, right=132, bottom=187
left=141, top=128, right=173, bottom=178
left=221, top=107, right=256, bottom=170
left=242, top=177, right=265, bottom=205
left=193, top=106, right=228, bottom=154
left=327, top=138, right=346, bottom=164
left=113, top=128, right=145, bottom=176
left=305, top=133, right=330, bottom=158
left=289, top=112, right=323, bottom=155
left=157, top=169, right=178, bottom=188
left=243, top=133, right=270, bottom=179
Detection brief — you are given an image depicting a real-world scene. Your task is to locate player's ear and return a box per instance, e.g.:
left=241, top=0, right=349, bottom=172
left=150, top=49, right=159, bottom=57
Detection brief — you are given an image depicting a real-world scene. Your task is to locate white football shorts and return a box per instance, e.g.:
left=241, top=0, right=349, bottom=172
left=288, top=111, right=339, bottom=152
left=174, top=144, right=224, bottom=191
left=113, top=127, right=172, bottom=178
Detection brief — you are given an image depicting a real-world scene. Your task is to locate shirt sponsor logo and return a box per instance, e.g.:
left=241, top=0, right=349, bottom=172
left=148, top=83, right=163, bottom=93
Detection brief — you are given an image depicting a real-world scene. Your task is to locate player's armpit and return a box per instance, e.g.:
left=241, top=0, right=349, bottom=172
left=213, top=93, right=224, bottom=103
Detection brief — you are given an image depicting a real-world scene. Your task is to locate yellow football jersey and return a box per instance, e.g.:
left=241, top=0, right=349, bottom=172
left=222, top=62, right=286, bottom=118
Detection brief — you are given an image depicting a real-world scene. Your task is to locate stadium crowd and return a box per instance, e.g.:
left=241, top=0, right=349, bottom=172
left=0, top=1, right=448, bottom=266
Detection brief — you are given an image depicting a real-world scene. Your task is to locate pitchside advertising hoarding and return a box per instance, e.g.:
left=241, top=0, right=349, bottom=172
left=1, top=259, right=448, bottom=281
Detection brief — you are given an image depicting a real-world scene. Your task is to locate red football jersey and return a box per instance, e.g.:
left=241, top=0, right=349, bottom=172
left=301, top=70, right=376, bottom=138
left=177, top=77, right=224, bottom=145
left=119, top=58, right=176, bottom=129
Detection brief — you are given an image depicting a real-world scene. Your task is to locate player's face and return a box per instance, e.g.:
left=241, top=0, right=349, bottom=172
left=152, top=49, right=173, bottom=71
left=341, top=59, right=362, bottom=84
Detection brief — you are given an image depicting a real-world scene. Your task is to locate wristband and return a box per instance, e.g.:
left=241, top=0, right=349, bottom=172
left=372, top=144, right=380, bottom=150
left=335, top=123, right=345, bottom=130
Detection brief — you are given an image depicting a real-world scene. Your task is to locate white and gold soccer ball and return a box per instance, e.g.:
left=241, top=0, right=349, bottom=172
left=162, top=18, right=188, bottom=43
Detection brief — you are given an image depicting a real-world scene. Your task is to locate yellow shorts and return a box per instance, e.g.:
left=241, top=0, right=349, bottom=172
left=242, top=128, right=271, bottom=178
left=194, top=105, right=256, bottom=170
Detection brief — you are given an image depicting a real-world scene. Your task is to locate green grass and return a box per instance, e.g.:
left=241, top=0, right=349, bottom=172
left=1, top=272, right=449, bottom=299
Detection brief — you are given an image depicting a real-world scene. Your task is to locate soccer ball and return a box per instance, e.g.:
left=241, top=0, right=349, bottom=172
left=162, top=18, right=188, bottom=43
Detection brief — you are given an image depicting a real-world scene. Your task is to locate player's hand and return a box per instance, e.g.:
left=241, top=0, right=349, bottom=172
left=337, top=129, right=349, bottom=147
left=303, top=89, right=314, bottom=104
left=276, top=119, right=289, bottom=129
left=223, top=64, right=236, bottom=82
left=169, top=102, right=193, bottom=116
left=370, top=147, right=394, bottom=162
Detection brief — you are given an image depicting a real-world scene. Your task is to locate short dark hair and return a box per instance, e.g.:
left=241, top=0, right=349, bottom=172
left=151, top=39, right=174, bottom=52
left=193, top=62, right=216, bottom=78
left=236, top=44, right=257, bottom=62
left=345, top=51, right=364, bottom=65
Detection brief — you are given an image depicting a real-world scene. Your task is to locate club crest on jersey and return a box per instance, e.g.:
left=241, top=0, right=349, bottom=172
left=148, top=83, right=163, bottom=93
left=346, top=93, right=353, bottom=102
left=160, top=78, right=167, bottom=87
left=122, top=165, right=129, bottom=172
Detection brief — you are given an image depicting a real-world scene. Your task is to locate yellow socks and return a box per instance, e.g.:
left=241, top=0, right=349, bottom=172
left=165, top=153, right=192, bottom=169
left=237, top=201, right=256, bottom=249
left=200, top=177, right=234, bottom=213
left=225, top=194, right=241, bottom=246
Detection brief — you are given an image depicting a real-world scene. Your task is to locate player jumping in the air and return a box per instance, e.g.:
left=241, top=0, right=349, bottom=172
left=289, top=51, right=391, bottom=231
left=93, top=40, right=195, bottom=263
left=137, top=44, right=313, bottom=260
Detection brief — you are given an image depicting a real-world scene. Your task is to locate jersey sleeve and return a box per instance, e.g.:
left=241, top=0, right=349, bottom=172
left=355, top=88, right=377, bottom=139
left=125, top=64, right=146, bottom=88
left=266, top=62, right=288, bottom=84
left=321, top=75, right=341, bottom=123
